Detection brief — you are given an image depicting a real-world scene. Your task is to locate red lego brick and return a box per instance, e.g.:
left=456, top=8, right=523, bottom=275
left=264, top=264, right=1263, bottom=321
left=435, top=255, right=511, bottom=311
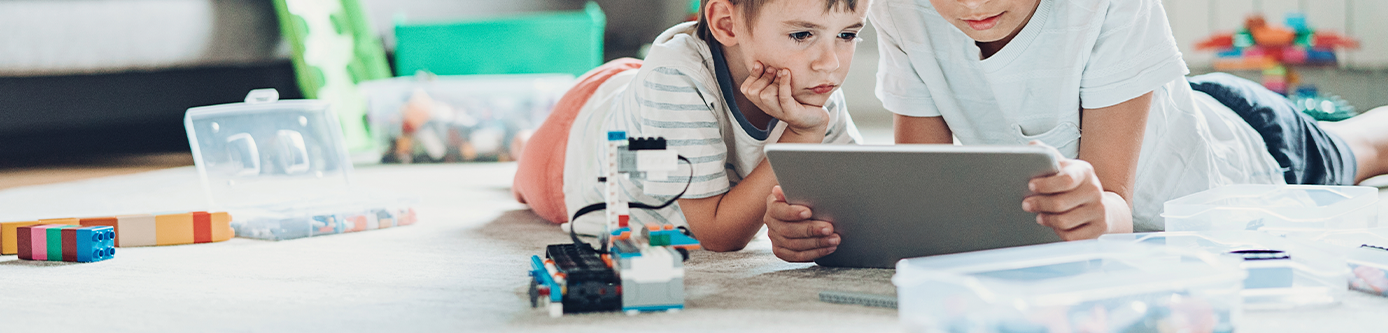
left=16, top=225, right=35, bottom=260
left=62, top=227, right=78, bottom=262
left=79, top=217, right=121, bottom=247
left=192, top=211, right=213, bottom=244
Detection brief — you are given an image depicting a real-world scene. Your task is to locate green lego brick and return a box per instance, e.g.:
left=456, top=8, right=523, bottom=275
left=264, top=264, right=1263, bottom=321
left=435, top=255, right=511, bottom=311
left=650, top=234, right=670, bottom=246
left=47, top=226, right=78, bottom=262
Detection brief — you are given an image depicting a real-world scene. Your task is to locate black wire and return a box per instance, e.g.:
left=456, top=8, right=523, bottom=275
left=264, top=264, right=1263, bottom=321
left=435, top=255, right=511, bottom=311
left=569, top=156, right=694, bottom=253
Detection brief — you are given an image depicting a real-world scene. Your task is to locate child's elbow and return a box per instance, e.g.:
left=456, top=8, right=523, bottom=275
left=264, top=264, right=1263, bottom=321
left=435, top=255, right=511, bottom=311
left=699, top=239, right=748, bottom=253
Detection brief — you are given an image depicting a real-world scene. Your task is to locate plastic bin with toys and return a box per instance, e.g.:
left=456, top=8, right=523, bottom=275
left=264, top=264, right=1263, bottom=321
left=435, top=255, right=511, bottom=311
left=359, top=73, right=575, bottom=163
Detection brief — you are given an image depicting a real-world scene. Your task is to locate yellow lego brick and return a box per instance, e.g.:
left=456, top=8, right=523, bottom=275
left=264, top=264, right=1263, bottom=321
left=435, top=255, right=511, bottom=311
left=210, top=212, right=233, bottom=242
left=154, top=213, right=195, bottom=246
left=2, top=219, right=79, bottom=255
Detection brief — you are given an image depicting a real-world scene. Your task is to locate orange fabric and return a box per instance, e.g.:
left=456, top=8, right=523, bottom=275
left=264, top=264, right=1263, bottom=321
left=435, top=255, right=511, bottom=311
left=514, top=58, right=643, bottom=224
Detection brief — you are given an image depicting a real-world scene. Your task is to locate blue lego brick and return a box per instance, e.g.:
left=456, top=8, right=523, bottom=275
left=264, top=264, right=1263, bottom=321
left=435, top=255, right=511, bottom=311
left=611, top=239, right=642, bottom=258
left=75, top=226, right=116, bottom=263
left=650, top=230, right=699, bottom=246
left=529, top=255, right=563, bottom=302
left=622, top=304, right=683, bottom=312
left=1306, top=49, right=1337, bottom=62
left=607, top=131, right=626, bottom=141
left=610, top=227, right=630, bottom=237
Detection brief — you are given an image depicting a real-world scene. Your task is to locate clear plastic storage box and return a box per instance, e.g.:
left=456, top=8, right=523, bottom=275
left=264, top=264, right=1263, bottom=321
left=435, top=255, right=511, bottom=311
left=359, top=74, right=574, bottom=164
left=893, top=240, right=1246, bottom=333
left=1288, top=228, right=1388, bottom=297
left=1163, top=185, right=1378, bottom=233
left=1100, top=230, right=1348, bottom=309
left=184, top=89, right=417, bottom=240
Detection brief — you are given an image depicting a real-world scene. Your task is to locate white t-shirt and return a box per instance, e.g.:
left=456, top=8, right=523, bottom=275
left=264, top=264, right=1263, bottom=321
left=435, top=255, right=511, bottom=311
left=563, top=22, right=861, bottom=235
left=870, top=0, right=1284, bottom=231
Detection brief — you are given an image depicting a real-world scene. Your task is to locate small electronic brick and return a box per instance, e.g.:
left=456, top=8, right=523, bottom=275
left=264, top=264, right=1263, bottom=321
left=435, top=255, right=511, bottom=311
left=527, top=131, right=698, bottom=317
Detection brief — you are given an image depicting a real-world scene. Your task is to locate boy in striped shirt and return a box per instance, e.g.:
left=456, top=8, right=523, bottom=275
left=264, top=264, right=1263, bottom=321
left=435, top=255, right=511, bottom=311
left=513, top=0, right=868, bottom=252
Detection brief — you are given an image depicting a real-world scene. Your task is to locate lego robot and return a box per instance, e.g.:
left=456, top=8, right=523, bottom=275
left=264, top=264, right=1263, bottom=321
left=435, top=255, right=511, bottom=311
left=528, top=131, right=701, bottom=317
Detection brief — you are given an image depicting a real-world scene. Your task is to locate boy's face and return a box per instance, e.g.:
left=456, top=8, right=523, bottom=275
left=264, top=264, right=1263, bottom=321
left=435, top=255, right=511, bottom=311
left=735, top=0, right=868, bottom=107
left=929, top=0, right=1040, bottom=42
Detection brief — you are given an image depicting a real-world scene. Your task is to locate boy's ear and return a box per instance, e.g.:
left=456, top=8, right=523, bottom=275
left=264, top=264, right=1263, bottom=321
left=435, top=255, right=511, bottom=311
left=706, top=0, right=741, bottom=47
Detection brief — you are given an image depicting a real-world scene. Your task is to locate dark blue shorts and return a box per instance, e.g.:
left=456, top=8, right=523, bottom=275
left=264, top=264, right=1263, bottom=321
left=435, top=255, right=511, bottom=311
left=1188, top=73, right=1357, bottom=185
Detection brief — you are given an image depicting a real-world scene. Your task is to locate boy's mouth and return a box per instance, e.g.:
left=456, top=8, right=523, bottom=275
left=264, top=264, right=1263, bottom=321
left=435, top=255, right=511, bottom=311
left=962, top=13, right=1004, bottom=31
left=809, top=84, right=838, bottom=95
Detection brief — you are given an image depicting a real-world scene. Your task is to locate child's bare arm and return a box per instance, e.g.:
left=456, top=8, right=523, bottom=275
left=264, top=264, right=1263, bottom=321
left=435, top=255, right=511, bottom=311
left=1023, top=92, right=1151, bottom=239
left=893, top=114, right=953, bottom=144
left=678, top=64, right=829, bottom=252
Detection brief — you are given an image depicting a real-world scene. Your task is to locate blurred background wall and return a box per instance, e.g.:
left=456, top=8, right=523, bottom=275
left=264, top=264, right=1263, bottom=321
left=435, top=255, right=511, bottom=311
left=0, top=0, right=1383, bottom=159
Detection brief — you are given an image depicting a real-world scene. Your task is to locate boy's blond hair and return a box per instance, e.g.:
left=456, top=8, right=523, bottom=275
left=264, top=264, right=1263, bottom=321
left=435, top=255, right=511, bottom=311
left=695, top=0, right=861, bottom=40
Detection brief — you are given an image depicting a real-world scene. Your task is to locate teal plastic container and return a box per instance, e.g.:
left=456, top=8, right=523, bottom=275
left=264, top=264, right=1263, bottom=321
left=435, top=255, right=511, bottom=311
left=394, top=2, right=606, bottom=77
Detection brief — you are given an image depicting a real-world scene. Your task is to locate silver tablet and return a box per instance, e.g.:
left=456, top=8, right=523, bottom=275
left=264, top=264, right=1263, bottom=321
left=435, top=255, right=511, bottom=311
left=765, top=144, right=1064, bottom=268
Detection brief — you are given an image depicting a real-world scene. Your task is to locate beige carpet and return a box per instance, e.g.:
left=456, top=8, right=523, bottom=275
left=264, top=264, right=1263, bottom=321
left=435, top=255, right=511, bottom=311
left=0, top=163, right=1385, bottom=332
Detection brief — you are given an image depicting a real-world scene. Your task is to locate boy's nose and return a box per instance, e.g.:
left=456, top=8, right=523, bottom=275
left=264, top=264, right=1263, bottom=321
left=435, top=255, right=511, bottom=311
left=810, top=42, right=840, bottom=73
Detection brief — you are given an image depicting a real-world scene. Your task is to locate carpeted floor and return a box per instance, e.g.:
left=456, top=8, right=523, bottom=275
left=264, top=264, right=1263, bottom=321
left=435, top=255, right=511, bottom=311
left=1, top=163, right=1386, bottom=332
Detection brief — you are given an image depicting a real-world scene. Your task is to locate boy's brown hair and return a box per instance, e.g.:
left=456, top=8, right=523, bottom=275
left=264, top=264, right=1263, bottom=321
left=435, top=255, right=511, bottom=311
left=695, top=0, right=861, bottom=41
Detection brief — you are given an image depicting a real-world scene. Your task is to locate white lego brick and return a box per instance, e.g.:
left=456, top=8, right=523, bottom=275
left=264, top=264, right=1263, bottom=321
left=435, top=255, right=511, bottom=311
left=635, top=150, right=678, bottom=171
left=548, top=303, right=563, bottom=318
left=621, top=247, right=682, bottom=283
left=116, top=214, right=157, bottom=247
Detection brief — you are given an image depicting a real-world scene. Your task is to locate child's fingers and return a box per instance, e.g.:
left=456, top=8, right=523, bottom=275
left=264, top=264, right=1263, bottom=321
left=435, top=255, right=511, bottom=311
left=1027, top=140, right=1065, bottom=160
left=1029, top=160, right=1090, bottom=194
left=765, top=190, right=812, bottom=222
left=768, top=219, right=835, bottom=239
left=773, top=244, right=837, bottom=263
left=740, top=62, right=769, bottom=96
left=769, top=232, right=840, bottom=252
left=765, top=202, right=812, bottom=222
left=776, top=69, right=798, bottom=110
left=1022, top=189, right=1090, bottom=214
left=772, top=185, right=787, bottom=202
left=1036, top=203, right=1102, bottom=232
left=1048, top=216, right=1106, bottom=240
left=748, top=65, right=778, bottom=96
left=757, top=73, right=783, bottom=113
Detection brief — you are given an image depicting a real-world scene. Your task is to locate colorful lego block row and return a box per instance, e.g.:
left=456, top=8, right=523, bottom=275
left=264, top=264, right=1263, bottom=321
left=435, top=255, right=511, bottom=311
left=1, top=212, right=233, bottom=254
left=15, top=225, right=115, bottom=263
left=1, top=219, right=79, bottom=255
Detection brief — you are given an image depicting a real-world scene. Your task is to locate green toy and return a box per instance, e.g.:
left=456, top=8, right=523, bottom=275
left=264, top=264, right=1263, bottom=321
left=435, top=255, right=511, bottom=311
left=393, top=2, right=606, bottom=77
left=271, top=0, right=394, bottom=154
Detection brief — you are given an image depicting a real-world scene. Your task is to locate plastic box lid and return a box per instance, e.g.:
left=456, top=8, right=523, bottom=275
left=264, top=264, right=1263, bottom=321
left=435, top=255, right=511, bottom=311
left=1288, top=228, right=1388, bottom=297
left=185, top=89, right=418, bottom=241
left=184, top=89, right=354, bottom=209
left=1163, top=185, right=1379, bottom=233
left=894, top=240, right=1245, bottom=333
left=1100, top=230, right=1348, bottom=309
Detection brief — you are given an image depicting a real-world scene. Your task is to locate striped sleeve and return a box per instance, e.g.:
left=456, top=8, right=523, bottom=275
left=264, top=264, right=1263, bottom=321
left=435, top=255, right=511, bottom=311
left=617, top=66, right=730, bottom=200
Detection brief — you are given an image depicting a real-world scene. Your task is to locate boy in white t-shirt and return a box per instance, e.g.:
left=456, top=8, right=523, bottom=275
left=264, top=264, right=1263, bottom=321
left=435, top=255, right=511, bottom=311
left=513, top=0, right=868, bottom=252
left=763, top=0, right=1388, bottom=262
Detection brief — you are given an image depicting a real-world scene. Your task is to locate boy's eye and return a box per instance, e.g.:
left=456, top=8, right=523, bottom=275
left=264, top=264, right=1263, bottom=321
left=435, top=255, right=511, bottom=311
left=789, top=31, right=812, bottom=42
left=838, top=32, right=859, bottom=41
